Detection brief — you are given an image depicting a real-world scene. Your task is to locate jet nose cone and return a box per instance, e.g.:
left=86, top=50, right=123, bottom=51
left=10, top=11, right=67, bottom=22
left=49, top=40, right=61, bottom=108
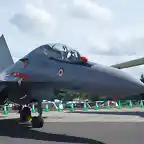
left=92, top=64, right=144, bottom=97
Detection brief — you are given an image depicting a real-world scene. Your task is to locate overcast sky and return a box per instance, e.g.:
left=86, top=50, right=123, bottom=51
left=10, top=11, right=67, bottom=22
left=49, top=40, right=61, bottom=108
left=0, top=0, right=144, bottom=79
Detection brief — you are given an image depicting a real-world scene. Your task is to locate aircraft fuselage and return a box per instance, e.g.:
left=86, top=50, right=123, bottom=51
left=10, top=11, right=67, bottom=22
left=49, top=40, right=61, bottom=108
left=0, top=43, right=144, bottom=105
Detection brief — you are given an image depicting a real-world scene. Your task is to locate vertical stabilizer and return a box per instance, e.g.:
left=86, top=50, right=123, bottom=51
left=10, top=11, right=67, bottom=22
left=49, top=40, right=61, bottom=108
left=0, top=34, right=14, bottom=72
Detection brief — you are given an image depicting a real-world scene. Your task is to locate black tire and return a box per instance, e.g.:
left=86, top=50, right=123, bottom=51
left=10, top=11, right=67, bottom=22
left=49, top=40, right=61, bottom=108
left=20, top=107, right=31, bottom=122
left=31, top=116, right=44, bottom=128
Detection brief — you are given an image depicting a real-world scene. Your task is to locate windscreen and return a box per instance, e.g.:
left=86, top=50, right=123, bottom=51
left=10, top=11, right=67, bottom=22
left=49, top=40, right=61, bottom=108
left=46, top=43, right=81, bottom=61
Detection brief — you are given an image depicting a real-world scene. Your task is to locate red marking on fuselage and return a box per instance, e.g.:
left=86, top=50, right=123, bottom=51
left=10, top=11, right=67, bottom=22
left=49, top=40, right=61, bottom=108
left=11, top=72, right=30, bottom=79
left=4, top=75, right=9, bottom=78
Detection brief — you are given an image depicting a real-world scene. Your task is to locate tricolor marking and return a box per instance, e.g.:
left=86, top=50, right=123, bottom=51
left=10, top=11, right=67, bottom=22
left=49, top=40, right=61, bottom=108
left=58, top=68, right=64, bottom=77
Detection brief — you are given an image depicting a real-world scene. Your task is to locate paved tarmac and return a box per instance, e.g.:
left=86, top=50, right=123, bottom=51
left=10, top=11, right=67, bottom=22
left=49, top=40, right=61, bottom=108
left=0, top=109, right=144, bottom=144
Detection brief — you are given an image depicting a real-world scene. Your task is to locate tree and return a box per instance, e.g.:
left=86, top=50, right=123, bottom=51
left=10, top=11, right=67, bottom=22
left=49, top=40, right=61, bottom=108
left=54, top=89, right=108, bottom=102
left=88, top=94, right=107, bottom=101
left=54, top=89, right=78, bottom=102
left=77, top=92, right=89, bottom=100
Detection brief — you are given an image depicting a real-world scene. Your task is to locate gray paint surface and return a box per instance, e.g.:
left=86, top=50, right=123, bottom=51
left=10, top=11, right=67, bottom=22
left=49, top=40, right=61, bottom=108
left=0, top=41, right=144, bottom=104
left=0, top=35, right=14, bottom=72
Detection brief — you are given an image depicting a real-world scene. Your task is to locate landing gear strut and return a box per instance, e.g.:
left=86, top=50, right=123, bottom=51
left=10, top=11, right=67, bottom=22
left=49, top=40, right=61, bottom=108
left=20, top=106, right=31, bottom=122
left=19, top=101, right=44, bottom=128
left=31, top=101, right=44, bottom=128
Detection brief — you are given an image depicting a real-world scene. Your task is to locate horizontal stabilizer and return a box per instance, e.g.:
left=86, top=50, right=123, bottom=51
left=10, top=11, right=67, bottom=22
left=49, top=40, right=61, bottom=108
left=0, top=35, right=14, bottom=72
left=111, top=57, right=144, bottom=69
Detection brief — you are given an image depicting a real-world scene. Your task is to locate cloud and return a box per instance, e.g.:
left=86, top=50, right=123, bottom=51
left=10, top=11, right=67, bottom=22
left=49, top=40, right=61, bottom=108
left=1, top=0, right=144, bottom=79
left=87, top=37, right=144, bottom=56
left=65, top=0, right=113, bottom=21
left=9, top=3, right=56, bottom=36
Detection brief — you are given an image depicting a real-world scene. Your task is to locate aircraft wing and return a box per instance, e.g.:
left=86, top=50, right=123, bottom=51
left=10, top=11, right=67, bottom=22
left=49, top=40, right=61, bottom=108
left=110, top=57, right=144, bottom=69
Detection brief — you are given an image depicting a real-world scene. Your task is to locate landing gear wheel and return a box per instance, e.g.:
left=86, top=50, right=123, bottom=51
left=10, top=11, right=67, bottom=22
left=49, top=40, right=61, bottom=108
left=20, top=107, right=31, bottom=122
left=31, top=116, right=44, bottom=128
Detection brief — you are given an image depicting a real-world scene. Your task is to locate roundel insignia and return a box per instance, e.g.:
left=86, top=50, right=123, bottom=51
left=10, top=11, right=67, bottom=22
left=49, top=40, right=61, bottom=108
left=58, top=68, right=64, bottom=77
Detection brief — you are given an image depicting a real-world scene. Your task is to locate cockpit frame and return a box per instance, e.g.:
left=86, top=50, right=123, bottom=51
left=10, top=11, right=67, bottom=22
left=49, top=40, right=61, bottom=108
left=50, top=43, right=81, bottom=61
left=41, top=43, right=92, bottom=67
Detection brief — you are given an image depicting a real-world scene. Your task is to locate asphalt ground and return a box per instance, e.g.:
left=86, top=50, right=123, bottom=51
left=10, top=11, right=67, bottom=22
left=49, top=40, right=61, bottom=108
left=0, top=109, right=144, bottom=144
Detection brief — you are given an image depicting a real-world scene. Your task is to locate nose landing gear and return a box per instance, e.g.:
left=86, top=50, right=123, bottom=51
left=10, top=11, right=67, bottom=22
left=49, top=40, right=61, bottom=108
left=19, top=101, right=44, bottom=128
left=31, top=116, right=44, bottom=128
left=20, top=106, right=31, bottom=122
left=31, top=101, right=44, bottom=128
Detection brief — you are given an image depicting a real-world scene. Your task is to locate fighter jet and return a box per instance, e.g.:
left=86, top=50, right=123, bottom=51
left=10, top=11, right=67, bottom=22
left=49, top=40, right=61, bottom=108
left=1, top=34, right=144, bottom=128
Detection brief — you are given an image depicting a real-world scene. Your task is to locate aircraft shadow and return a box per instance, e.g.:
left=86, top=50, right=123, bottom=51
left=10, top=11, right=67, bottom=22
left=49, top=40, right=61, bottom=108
left=68, top=110, right=144, bottom=118
left=0, top=118, right=104, bottom=144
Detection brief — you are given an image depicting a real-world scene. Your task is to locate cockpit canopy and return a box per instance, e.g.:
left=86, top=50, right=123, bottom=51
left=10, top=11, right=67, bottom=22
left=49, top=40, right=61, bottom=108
left=41, top=43, right=86, bottom=62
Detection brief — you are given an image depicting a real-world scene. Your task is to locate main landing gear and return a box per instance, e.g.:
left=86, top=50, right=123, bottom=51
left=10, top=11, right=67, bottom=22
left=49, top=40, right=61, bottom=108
left=19, top=101, right=44, bottom=128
